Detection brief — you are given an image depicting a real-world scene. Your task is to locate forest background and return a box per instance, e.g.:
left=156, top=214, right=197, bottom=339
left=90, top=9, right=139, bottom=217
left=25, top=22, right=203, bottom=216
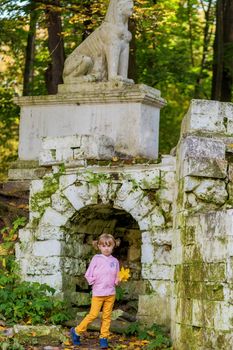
left=0, top=0, right=232, bottom=181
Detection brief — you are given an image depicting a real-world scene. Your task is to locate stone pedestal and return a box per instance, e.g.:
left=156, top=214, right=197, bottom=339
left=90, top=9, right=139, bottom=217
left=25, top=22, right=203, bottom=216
left=14, top=82, right=165, bottom=161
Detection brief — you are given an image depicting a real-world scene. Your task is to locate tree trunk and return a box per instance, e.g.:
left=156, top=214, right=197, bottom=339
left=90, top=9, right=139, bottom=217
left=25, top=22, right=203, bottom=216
left=211, top=0, right=233, bottom=101
left=45, top=0, right=65, bottom=94
left=23, top=0, right=38, bottom=96
left=194, top=0, right=214, bottom=98
left=128, top=18, right=137, bottom=83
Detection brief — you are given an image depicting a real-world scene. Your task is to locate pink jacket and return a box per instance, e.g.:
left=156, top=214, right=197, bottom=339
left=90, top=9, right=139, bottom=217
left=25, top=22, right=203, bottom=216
left=85, top=254, right=120, bottom=296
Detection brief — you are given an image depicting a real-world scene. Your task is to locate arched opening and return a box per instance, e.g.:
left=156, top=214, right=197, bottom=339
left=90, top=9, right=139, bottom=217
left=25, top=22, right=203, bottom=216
left=63, top=204, right=143, bottom=317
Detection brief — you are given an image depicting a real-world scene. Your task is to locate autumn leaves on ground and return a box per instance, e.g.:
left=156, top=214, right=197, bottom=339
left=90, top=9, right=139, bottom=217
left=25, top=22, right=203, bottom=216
left=0, top=328, right=171, bottom=350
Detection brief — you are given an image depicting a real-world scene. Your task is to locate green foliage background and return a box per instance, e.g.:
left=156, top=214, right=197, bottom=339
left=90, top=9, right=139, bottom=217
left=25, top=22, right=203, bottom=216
left=0, top=0, right=217, bottom=179
left=0, top=217, right=70, bottom=326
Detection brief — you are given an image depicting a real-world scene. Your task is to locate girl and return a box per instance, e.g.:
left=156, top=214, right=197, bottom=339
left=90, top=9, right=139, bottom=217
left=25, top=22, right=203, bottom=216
left=70, top=233, right=120, bottom=349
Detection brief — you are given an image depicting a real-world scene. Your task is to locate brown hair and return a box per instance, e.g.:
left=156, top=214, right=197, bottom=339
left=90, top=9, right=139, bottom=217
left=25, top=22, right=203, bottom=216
left=92, top=233, right=120, bottom=250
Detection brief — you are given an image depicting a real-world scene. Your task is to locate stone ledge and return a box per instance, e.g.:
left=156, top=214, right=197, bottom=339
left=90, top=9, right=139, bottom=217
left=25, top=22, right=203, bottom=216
left=14, top=83, right=166, bottom=108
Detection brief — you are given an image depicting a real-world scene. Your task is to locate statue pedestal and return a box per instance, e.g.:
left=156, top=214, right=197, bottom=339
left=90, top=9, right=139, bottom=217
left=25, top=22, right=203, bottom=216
left=15, top=82, right=165, bottom=161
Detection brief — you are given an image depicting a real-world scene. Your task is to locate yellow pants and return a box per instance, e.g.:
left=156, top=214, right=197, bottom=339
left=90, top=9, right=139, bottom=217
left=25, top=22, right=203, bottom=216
left=75, top=295, right=115, bottom=339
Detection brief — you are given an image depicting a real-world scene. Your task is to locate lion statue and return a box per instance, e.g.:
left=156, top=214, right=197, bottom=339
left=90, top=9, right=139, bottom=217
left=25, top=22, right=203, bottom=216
left=63, top=0, right=134, bottom=83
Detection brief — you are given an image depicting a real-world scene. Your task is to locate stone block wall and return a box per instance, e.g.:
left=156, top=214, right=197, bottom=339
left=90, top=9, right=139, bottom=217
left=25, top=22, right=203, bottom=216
left=13, top=96, right=233, bottom=346
left=16, top=155, right=175, bottom=327
left=172, top=100, right=233, bottom=349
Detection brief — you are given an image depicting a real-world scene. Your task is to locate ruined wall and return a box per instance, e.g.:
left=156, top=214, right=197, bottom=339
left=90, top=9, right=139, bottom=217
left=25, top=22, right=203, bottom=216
left=16, top=154, right=175, bottom=327
left=172, top=100, right=233, bottom=349
left=13, top=94, right=233, bottom=346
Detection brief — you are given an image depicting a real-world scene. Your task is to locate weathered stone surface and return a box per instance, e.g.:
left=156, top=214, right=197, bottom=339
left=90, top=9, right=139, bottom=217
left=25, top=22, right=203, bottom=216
left=142, top=263, right=171, bottom=280
left=173, top=100, right=233, bottom=350
left=15, top=84, right=164, bottom=161
left=183, top=157, right=228, bottom=178
left=13, top=325, right=65, bottom=340
left=36, top=225, right=65, bottom=240
left=181, top=136, right=226, bottom=159
left=10, top=95, right=233, bottom=350
left=193, top=179, right=228, bottom=204
left=8, top=167, right=48, bottom=180
left=51, top=192, right=71, bottom=213
left=181, top=100, right=225, bottom=135
left=32, top=240, right=62, bottom=257
left=68, top=291, right=91, bottom=306
left=137, top=294, right=170, bottom=327
left=26, top=256, right=61, bottom=275
left=126, top=169, right=160, bottom=190
left=39, top=135, right=115, bottom=165
left=40, top=207, right=72, bottom=226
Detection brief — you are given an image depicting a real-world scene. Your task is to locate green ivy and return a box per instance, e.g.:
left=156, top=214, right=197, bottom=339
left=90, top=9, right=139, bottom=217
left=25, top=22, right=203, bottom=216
left=125, top=322, right=172, bottom=349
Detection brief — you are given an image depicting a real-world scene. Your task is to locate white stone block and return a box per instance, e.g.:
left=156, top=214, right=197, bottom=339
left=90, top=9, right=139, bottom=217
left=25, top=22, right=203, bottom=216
left=223, top=284, right=233, bottom=303
left=40, top=207, right=70, bottom=226
left=85, top=183, right=98, bottom=205
left=32, top=240, right=62, bottom=257
left=18, top=228, right=34, bottom=243
left=127, top=169, right=160, bottom=190
left=141, top=243, right=154, bottom=263
left=56, top=147, right=73, bottom=162
left=36, top=225, right=65, bottom=240
left=116, top=189, right=143, bottom=212
left=149, top=208, right=165, bottom=228
left=29, top=210, right=41, bottom=222
left=194, top=179, right=228, bottom=205
left=26, top=256, right=61, bottom=275
left=128, top=195, right=154, bottom=221
left=42, top=135, right=81, bottom=150
left=154, top=245, right=172, bottom=264
left=151, top=228, right=173, bottom=245
left=192, top=299, right=204, bottom=327
left=214, top=302, right=233, bottom=330
left=98, top=182, right=109, bottom=204
left=59, top=174, right=77, bottom=190
left=30, top=179, right=44, bottom=195
left=157, top=188, right=174, bottom=204
left=16, top=85, right=163, bottom=161
left=141, top=231, right=151, bottom=244
left=181, top=100, right=224, bottom=134
left=149, top=280, right=171, bottom=297
left=171, top=245, right=183, bottom=265
left=181, top=135, right=226, bottom=160
left=137, top=294, right=170, bottom=327
left=142, top=263, right=171, bottom=280
left=51, top=192, right=71, bottom=212
left=224, top=102, right=233, bottom=135
left=161, top=155, right=176, bottom=166
left=183, top=177, right=200, bottom=192
left=115, top=181, right=134, bottom=201
left=61, top=258, right=86, bottom=275
left=183, top=157, right=228, bottom=179
left=62, top=185, right=85, bottom=210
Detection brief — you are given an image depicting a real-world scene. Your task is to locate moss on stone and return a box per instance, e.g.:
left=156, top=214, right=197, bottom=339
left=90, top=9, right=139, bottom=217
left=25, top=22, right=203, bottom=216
left=30, top=170, right=64, bottom=220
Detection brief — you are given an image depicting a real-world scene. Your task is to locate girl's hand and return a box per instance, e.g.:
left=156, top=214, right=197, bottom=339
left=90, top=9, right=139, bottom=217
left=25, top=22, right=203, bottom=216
left=115, top=277, right=120, bottom=286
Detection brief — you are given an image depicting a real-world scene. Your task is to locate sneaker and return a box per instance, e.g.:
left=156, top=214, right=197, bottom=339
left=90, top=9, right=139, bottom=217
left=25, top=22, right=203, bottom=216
left=70, top=327, right=81, bottom=346
left=99, top=337, right=108, bottom=348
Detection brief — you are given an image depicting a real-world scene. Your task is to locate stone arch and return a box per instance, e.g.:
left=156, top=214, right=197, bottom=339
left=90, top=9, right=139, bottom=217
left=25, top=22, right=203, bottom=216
left=17, top=168, right=173, bottom=326
left=60, top=178, right=165, bottom=232
left=63, top=203, right=144, bottom=314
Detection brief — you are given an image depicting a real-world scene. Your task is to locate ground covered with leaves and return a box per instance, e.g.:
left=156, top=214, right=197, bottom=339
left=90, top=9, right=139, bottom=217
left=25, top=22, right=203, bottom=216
left=0, top=219, right=172, bottom=350
left=0, top=328, right=172, bottom=350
